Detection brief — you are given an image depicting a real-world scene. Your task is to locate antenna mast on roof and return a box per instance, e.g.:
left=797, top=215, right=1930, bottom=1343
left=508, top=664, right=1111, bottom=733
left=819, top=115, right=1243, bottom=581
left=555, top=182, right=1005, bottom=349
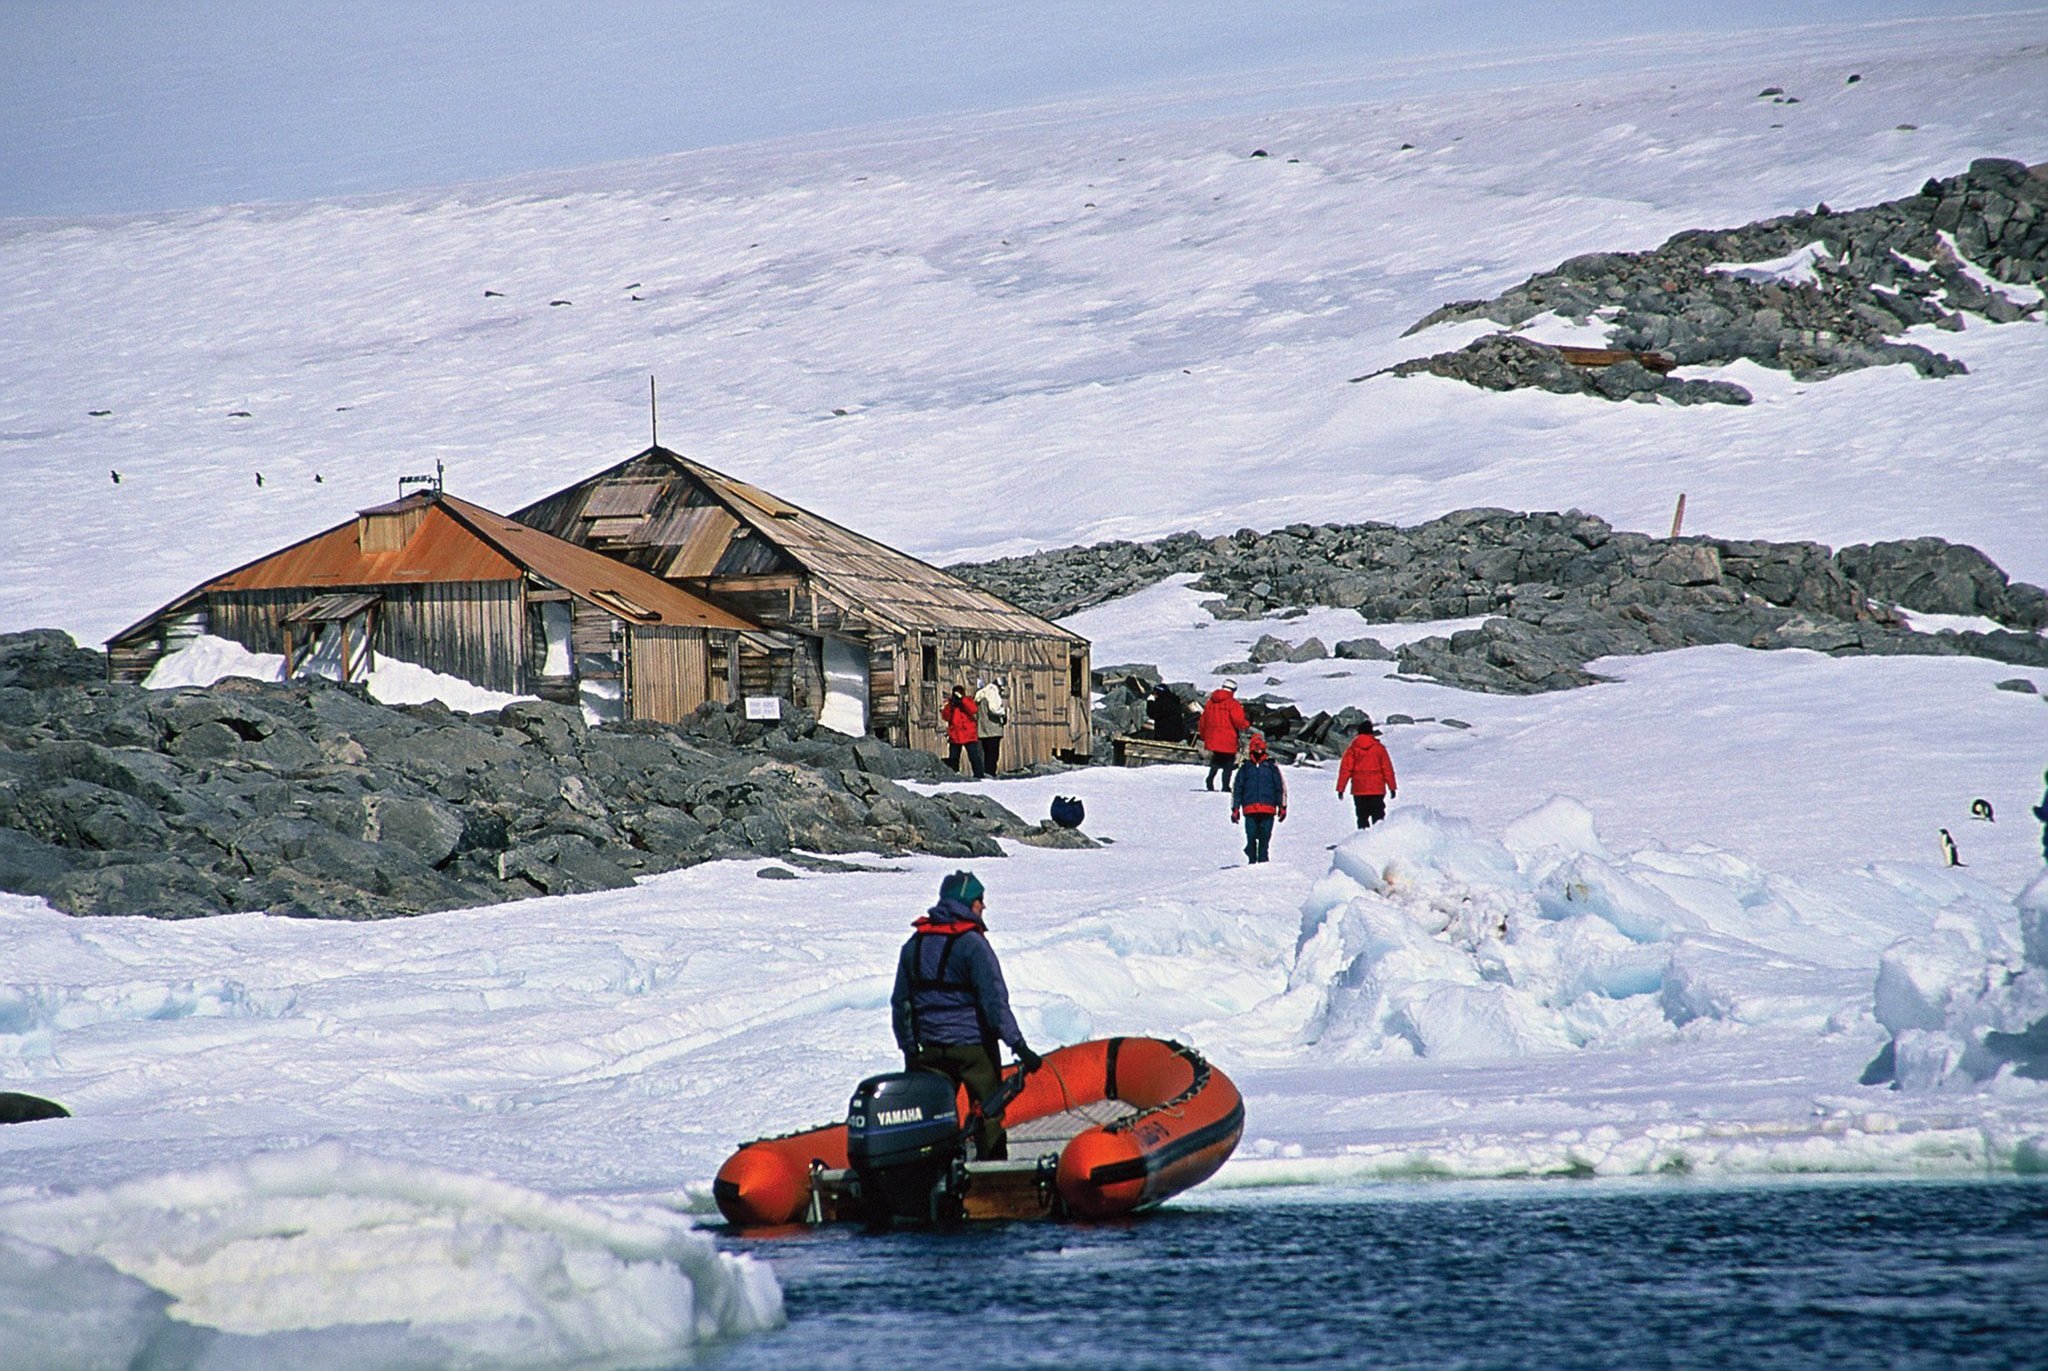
left=649, top=374, right=659, bottom=450
left=396, top=459, right=444, bottom=500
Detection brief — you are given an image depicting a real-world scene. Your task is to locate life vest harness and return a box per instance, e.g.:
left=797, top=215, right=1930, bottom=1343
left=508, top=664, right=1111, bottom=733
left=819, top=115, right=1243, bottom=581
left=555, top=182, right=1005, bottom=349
left=906, top=917, right=995, bottom=1053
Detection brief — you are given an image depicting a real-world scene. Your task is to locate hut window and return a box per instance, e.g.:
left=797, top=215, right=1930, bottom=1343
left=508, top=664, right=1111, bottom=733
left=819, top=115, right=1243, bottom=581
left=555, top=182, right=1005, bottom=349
left=921, top=642, right=938, bottom=681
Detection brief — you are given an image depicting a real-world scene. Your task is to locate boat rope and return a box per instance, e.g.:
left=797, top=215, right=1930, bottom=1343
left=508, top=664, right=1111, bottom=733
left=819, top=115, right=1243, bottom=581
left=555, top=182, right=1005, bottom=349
left=1041, top=1058, right=1079, bottom=1115
left=1104, top=1040, right=1210, bottom=1135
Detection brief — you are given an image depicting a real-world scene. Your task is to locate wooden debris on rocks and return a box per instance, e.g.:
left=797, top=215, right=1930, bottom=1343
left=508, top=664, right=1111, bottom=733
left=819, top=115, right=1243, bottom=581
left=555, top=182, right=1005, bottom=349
left=1554, top=345, right=1677, bottom=373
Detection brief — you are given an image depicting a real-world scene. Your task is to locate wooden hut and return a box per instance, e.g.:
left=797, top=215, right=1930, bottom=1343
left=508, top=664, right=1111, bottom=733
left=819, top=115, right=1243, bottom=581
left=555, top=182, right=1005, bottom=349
left=106, top=490, right=759, bottom=724
left=512, top=446, right=1092, bottom=766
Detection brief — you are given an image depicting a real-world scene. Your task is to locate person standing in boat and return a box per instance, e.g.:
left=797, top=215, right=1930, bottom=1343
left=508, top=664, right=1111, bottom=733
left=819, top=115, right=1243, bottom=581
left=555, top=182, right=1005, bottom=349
left=891, top=870, right=1041, bottom=1159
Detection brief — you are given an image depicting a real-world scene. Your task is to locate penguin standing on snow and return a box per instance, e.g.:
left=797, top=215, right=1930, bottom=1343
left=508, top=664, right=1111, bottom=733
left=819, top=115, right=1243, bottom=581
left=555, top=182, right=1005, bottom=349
left=1939, top=828, right=1964, bottom=867
left=1970, top=798, right=1994, bottom=822
left=2034, top=770, right=2048, bottom=863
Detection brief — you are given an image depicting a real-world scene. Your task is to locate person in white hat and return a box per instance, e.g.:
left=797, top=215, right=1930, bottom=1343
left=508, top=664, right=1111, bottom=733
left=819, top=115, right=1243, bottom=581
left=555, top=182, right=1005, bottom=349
left=974, top=675, right=1008, bottom=774
left=1198, top=679, right=1250, bottom=792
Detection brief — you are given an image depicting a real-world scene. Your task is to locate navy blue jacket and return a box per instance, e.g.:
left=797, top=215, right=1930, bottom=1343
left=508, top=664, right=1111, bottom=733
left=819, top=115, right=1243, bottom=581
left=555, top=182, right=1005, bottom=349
left=891, top=897, right=1025, bottom=1053
left=1231, top=756, right=1288, bottom=813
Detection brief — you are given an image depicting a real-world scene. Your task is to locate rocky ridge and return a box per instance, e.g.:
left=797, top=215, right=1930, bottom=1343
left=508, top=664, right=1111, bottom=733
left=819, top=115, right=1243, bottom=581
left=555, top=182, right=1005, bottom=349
left=0, top=631, right=1087, bottom=921
left=1383, top=157, right=2048, bottom=404
left=954, top=511, right=2048, bottom=703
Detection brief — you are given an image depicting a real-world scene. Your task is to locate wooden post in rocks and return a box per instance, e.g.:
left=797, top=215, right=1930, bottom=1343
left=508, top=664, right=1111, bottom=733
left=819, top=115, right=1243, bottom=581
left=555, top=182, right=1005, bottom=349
left=1670, top=493, right=1687, bottom=538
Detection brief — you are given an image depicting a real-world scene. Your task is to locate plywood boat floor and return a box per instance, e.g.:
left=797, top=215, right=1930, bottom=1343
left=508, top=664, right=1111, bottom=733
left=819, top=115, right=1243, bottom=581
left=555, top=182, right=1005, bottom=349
left=1005, top=1098, right=1139, bottom=1156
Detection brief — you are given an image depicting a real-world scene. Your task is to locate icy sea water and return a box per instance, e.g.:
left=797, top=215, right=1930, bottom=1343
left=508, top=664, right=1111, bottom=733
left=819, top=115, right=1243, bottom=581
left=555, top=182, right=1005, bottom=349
left=706, top=1177, right=2048, bottom=1370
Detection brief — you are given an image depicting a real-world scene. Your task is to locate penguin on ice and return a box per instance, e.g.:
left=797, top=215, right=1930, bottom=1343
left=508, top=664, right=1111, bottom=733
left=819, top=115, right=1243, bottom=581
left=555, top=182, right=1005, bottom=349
left=1970, top=798, right=1994, bottom=822
left=1939, top=829, right=1964, bottom=867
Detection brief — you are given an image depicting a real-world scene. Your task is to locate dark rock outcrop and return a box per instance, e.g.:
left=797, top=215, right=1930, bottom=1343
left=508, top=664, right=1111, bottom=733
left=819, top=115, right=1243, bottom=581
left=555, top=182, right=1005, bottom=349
left=956, top=511, right=2048, bottom=697
left=0, top=1092, right=70, bottom=1124
left=1391, top=158, right=2047, bottom=400
left=1387, top=333, right=1755, bottom=406
left=0, top=636, right=1084, bottom=921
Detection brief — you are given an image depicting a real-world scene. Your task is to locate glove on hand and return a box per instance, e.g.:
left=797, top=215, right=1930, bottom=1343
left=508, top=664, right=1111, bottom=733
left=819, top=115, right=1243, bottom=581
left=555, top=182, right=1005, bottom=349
left=1016, top=1044, right=1043, bottom=1072
left=1278, top=808, right=1287, bottom=822
left=1230, top=809, right=1241, bottom=824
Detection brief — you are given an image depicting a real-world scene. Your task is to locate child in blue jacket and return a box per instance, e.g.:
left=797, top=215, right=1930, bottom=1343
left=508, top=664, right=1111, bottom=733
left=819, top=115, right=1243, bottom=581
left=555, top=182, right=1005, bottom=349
left=1230, top=733, right=1288, bottom=864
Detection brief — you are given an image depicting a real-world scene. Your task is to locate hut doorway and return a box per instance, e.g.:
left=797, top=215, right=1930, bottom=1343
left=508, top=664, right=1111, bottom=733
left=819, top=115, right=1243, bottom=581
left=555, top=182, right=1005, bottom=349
left=283, top=594, right=379, bottom=683
left=819, top=638, right=869, bottom=737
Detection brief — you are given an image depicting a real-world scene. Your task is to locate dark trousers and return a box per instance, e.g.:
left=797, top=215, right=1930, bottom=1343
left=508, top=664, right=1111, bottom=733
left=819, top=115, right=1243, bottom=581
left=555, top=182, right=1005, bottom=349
left=908, top=1042, right=1005, bottom=1159
left=980, top=735, right=1001, bottom=774
left=947, top=739, right=987, bottom=778
left=1242, top=812, right=1275, bottom=863
left=1352, top=794, right=1387, bottom=828
left=1206, top=751, right=1237, bottom=791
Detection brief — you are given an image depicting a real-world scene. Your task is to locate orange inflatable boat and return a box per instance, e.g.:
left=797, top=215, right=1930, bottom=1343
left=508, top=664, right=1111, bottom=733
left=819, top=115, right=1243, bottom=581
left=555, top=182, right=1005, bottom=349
left=714, top=1037, right=1243, bottom=1227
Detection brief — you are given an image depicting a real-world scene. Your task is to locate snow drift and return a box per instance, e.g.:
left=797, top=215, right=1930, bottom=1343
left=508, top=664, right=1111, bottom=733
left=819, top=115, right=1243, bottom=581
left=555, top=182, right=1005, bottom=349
left=0, top=1143, right=781, bottom=1367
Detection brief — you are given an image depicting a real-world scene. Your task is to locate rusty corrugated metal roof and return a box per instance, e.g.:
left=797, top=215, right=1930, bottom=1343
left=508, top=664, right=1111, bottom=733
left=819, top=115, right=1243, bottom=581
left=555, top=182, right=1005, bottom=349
left=206, top=500, right=519, bottom=590
left=110, top=493, right=755, bottom=646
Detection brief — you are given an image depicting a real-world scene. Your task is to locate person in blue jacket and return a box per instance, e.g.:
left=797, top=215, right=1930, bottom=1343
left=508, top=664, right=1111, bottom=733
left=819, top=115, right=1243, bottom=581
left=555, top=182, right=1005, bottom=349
left=891, top=870, right=1041, bottom=1158
left=1230, top=732, right=1288, bottom=864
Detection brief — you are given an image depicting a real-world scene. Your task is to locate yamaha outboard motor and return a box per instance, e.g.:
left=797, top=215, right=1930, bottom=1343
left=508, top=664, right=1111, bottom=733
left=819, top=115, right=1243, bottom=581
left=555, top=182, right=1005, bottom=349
left=845, top=1070, right=967, bottom=1225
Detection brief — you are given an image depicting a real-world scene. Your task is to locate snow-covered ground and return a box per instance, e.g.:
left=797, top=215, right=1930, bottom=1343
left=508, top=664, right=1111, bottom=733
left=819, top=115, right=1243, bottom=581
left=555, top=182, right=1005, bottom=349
left=3, top=8, right=2047, bottom=1366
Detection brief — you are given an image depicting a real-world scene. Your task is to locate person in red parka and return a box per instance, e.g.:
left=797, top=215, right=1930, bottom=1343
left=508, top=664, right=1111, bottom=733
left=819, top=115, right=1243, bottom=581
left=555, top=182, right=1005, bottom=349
left=1199, top=679, right=1251, bottom=792
left=1335, top=717, right=1397, bottom=828
left=941, top=684, right=987, bottom=778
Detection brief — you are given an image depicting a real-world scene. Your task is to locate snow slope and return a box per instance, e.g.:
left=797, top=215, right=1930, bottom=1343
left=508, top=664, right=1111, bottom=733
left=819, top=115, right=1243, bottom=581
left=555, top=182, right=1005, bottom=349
left=5, top=14, right=2048, bottom=652
left=2, top=11, right=2047, bottom=1366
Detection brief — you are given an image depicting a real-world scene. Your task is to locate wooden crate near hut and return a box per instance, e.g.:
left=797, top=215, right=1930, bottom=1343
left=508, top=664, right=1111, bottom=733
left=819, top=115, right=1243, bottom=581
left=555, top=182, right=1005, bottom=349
left=1111, top=735, right=1207, bottom=767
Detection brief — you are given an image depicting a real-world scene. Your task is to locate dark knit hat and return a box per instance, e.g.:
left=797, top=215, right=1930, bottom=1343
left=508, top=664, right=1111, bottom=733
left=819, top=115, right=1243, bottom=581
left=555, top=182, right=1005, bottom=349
left=939, top=870, right=985, bottom=905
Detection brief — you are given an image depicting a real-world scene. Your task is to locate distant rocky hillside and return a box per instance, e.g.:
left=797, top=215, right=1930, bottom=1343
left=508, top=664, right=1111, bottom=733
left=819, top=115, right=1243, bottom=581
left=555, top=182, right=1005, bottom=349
left=954, top=510, right=2048, bottom=696
left=1378, top=157, right=2047, bottom=404
left=0, top=632, right=1085, bottom=921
